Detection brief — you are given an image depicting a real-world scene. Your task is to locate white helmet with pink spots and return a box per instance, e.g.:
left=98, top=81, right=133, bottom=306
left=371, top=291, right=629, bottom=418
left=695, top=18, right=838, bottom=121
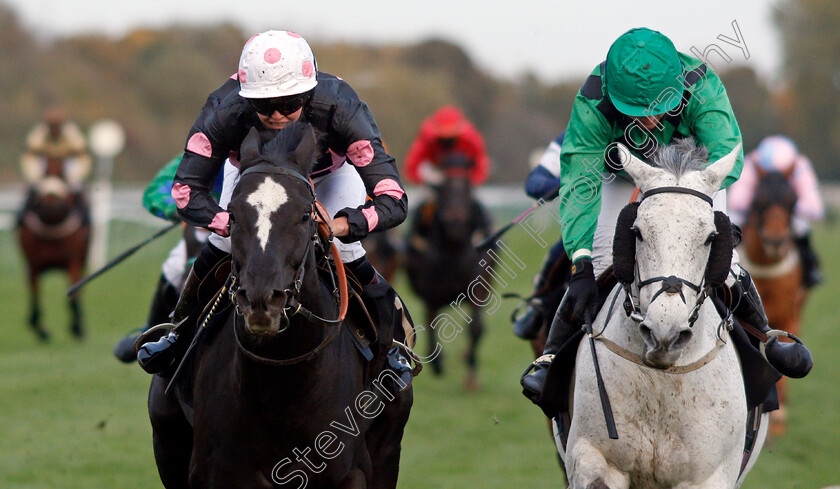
left=238, top=30, right=318, bottom=99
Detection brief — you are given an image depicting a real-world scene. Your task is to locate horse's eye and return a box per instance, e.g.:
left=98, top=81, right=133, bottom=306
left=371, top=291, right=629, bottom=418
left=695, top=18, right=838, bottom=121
left=301, top=213, right=310, bottom=223
left=632, top=226, right=643, bottom=241
left=705, top=232, right=717, bottom=245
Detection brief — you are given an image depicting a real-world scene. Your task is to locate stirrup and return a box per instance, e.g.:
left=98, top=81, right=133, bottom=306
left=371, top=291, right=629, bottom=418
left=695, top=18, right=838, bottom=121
left=521, top=353, right=555, bottom=377
left=758, top=329, right=805, bottom=359
left=392, top=339, right=423, bottom=377
left=134, top=321, right=180, bottom=353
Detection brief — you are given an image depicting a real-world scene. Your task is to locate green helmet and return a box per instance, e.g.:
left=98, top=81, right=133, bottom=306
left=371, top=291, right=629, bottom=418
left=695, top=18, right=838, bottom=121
left=604, top=28, right=684, bottom=117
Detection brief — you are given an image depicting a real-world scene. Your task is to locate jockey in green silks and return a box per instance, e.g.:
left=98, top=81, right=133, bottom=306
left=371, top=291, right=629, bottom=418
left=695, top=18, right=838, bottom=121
left=521, top=27, right=812, bottom=403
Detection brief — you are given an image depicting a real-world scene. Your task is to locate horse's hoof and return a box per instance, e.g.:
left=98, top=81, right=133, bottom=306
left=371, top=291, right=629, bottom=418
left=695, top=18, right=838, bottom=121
left=430, top=356, right=443, bottom=376
left=71, top=323, right=85, bottom=340
left=769, top=406, right=787, bottom=438
left=464, top=371, right=478, bottom=391
left=30, top=327, right=50, bottom=342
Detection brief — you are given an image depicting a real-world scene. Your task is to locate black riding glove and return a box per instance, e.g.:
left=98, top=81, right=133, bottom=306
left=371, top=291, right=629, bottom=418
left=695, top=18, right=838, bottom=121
left=560, top=257, right=598, bottom=324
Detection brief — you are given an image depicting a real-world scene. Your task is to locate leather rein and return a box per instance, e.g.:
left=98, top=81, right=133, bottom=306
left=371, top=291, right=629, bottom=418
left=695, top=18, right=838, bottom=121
left=230, top=163, right=349, bottom=366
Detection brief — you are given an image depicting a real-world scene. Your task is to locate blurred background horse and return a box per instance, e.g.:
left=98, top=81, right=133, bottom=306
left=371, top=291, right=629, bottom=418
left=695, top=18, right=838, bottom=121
left=738, top=167, right=805, bottom=437
left=16, top=156, right=90, bottom=340
left=405, top=153, right=493, bottom=389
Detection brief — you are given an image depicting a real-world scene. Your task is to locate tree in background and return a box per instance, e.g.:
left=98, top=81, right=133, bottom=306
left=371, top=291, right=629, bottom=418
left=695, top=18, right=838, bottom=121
left=719, top=66, right=782, bottom=152
left=776, top=0, right=840, bottom=179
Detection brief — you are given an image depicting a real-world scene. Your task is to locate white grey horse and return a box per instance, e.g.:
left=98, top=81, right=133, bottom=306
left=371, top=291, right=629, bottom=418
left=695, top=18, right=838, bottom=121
left=557, top=141, right=767, bottom=489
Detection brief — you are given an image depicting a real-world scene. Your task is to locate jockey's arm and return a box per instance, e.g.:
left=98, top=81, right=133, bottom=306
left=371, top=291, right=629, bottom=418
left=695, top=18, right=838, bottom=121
left=791, top=156, right=825, bottom=223
left=557, top=95, right=612, bottom=263
left=525, top=135, right=564, bottom=199
left=684, top=70, right=744, bottom=190
left=172, top=78, right=244, bottom=237
left=404, top=135, right=432, bottom=185
left=330, top=91, right=408, bottom=242
left=467, top=132, right=490, bottom=186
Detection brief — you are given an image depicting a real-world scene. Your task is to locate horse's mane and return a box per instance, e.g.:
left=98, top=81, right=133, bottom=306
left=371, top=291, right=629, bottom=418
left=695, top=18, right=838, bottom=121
left=651, top=137, right=709, bottom=180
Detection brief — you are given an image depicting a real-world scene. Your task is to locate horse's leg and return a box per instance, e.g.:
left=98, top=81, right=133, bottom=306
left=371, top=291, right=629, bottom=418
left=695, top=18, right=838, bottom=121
left=567, top=439, right=629, bottom=489
left=148, top=375, right=193, bottom=489
left=27, top=270, right=49, bottom=341
left=364, top=386, right=414, bottom=489
left=463, top=303, right=484, bottom=391
left=66, top=261, right=85, bottom=339
left=426, top=306, right=443, bottom=376
left=769, top=314, right=800, bottom=438
left=339, top=468, right=367, bottom=489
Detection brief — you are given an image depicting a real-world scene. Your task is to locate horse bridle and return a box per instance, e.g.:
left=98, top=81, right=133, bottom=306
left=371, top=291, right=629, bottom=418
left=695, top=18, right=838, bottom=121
left=622, top=186, right=717, bottom=329
left=229, top=163, right=348, bottom=363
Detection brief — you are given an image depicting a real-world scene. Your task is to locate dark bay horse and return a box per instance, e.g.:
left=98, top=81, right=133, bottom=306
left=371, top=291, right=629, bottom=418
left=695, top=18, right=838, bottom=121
left=16, top=156, right=90, bottom=340
left=738, top=167, right=804, bottom=437
left=405, top=154, right=493, bottom=389
left=148, top=124, right=413, bottom=489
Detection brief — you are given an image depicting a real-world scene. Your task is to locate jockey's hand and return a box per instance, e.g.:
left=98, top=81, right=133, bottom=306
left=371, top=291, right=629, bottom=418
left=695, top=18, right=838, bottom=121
left=330, top=216, right=350, bottom=237
left=560, top=257, right=598, bottom=324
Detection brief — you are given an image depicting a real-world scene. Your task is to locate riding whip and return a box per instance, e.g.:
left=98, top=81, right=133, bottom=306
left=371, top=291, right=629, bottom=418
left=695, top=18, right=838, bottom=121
left=67, top=221, right=179, bottom=296
left=475, top=181, right=564, bottom=252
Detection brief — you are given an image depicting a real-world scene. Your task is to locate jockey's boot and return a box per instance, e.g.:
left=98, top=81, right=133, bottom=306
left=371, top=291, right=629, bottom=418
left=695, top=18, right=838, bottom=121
left=113, top=274, right=180, bottom=363
left=137, top=268, right=202, bottom=374
left=794, top=233, right=822, bottom=289
left=349, top=256, right=413, bottom=395
left=512, top=302, right=544, bottom=340
left=520, top=305, right=578, bottom=403
left=731, top=267, right=813, bottom=379
left=513, top=247, right=562, bottom=340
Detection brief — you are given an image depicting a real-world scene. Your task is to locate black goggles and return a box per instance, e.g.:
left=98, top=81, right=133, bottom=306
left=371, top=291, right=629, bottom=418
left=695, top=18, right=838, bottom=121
left=248, top=94, right=307, bottom=116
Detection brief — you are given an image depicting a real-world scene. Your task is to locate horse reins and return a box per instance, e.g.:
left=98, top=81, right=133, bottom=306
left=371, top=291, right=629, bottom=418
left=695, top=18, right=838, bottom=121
left=228, top=163, right=350, bottom=366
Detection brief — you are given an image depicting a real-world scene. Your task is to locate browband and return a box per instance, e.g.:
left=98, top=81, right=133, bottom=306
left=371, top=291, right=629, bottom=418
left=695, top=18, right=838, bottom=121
left=641, top=186, right=713, bottom=206
left=240, top=162, right=314, bottom=198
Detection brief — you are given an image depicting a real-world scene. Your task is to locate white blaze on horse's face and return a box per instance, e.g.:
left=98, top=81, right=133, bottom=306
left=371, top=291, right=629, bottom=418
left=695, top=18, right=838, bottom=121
left=616, top=143, right=740, bottom=367
left=246, top=177, right=289, bottom=251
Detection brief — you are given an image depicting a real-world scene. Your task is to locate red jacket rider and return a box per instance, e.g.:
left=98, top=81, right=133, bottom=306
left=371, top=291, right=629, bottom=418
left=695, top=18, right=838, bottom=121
left=404, top=106, right=489, bottom=186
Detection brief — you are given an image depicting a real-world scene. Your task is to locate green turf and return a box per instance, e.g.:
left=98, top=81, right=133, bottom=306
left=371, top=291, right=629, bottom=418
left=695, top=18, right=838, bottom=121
left=0, top=217, right=838, bottom=488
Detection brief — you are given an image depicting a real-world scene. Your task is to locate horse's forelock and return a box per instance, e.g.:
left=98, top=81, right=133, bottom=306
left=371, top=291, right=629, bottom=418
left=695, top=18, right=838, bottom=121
left=239, top=122, right=319, bottom=174
left=652, top=138, right=709, bottom=180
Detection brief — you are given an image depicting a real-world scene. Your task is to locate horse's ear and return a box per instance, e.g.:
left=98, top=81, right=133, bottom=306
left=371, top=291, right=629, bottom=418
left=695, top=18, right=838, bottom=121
left=615, top=143, right=660, bottom=189
left=701, top=143, right=741, bottom=193
left=240, top=127, right=263, bottom=163
left=291, top=124, right=320, bottom=174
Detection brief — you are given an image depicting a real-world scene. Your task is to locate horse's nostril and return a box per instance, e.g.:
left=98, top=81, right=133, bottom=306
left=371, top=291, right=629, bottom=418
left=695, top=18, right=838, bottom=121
left=639, top=323, right=654, bottom=346
left=236, top=289, right=250, bottom=308
left=268, top=289, right=287, bottom=308
left=674, top=329, right=693, bottom=348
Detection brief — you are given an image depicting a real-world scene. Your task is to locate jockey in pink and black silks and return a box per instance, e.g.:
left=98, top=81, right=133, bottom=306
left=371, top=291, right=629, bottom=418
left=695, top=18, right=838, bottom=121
left=171, top=32, right=406, bottom=242
left=136, top=31, right=412, bottom=388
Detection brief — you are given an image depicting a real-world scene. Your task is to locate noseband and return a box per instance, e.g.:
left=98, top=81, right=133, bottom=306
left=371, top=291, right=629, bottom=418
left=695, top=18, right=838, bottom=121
left=230, top=163, right=349, bottom=365
left=622, top=186, right=716, bottom=328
